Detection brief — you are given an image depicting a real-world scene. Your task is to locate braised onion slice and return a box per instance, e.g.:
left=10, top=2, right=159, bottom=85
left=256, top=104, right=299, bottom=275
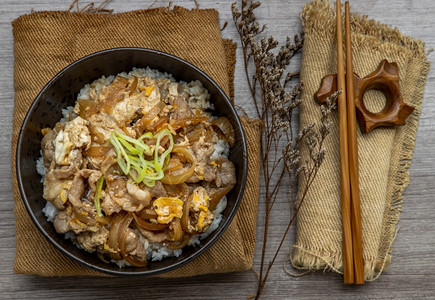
left=123, top=252, right=147, bottom=268
left=97, top=252, right=110, bottom=264
left=209, top=184, right=234, bottom=212
left=168, top=218, right=183, bottom=242
left=181, top=195, right=192, bottom=233
left=95, top=215, right=111, bottom=225
left=132, top=213, right=169, bottom=231
left=88, top=124, right=107, bottom=144
left=137, top=208, right=158, bottom=219
left=128, top=76, right=138, bottom=96
left=161, top=147, right=196, bottom=185
left=165, top=157, right=183, bottom=173
left=83, top=145, right=110, bottom=157
left=118, top=213, right=147, bottom=267
left=170, top=116, right=209, bottom=130
left=135, top=102, right=166, bottom=132
left=118, top=213, right=134, bottom=250
left=211, top=117, right=235, bottom=147
left=78, top=76, right=129, bottom=120
left=147, top=116, right=169, bottom=132
left=163, top=183, right=189, bottom=200
left=72, top=206, right=97, bottom=226
left=108, top=211, right=125, bottom=260
left=186, top=126, right=213, bottom=143
left=77, top=99, right=94, bottom=120
left=167, top=233, right=191, bottom=250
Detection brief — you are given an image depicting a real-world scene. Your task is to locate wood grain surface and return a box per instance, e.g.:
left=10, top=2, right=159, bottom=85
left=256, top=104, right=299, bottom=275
left=1, top=0, right=434, bottom=299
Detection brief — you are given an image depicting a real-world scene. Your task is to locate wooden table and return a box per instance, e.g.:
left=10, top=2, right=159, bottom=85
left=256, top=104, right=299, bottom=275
left=1, top=0, right=434, bottom=298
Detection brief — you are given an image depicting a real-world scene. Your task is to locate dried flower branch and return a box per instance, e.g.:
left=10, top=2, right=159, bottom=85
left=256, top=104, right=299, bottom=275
left=232, top=1, right=337, bottom=298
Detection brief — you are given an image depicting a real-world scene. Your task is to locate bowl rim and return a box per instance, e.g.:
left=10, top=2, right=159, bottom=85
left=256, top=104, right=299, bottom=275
left=16, top=47, right=248, bottom=276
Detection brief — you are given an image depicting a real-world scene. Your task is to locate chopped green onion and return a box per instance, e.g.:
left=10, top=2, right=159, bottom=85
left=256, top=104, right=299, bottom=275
left=138, top=132, right=153, bottom=141
left=115, top=131, right=152, bottom=156
left=154, top=129, right=174, bottom=171
left=108, top=129, right=173, bottom=187
left=143, top=178, right=156, bottom=188
left=94, top=175, right=105, bottom=217
left=118, top=137, right=141, bottom=155
left=109, top=133, right=130, bottom=175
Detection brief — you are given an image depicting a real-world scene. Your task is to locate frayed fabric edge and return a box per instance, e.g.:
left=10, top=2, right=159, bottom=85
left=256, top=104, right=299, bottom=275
left=13, top=4, right=218, bottom=26
left=289, top=245, right=394, bottom=281
left=301, top=0, right=429, bottom=60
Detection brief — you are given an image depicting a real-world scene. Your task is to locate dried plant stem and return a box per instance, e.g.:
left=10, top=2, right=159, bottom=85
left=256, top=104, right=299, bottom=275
left=238, top=30, right=261, bottom=118
left=257, top=165, right=318, bottom=297
left=257, top=102, right=334, bottom=296
left=232, top=1, right=337, bottom=298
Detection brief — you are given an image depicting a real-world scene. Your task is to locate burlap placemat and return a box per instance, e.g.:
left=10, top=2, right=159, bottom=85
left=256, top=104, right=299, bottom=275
left=291, top=1, right=430, bottom=280
left=11, top=6, right=262, bottom=277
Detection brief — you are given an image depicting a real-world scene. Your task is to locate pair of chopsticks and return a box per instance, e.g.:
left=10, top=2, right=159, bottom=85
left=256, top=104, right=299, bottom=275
left=335, top=0, right=364, bottom=285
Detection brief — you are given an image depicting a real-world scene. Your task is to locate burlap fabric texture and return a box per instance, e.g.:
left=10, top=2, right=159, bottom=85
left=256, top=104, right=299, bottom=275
left=11, top=6, right=263, bottom=277
left=291, top=1, right=430, bottom=280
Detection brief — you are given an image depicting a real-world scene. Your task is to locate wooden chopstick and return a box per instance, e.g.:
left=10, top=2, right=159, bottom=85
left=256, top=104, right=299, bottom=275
left=345, top=1, right=364, bottom=285
left=336, top=0, right=354, bottom=285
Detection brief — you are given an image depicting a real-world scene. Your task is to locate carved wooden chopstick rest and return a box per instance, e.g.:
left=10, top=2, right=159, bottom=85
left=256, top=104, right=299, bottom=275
left=315, top=59, right=414, bottom=134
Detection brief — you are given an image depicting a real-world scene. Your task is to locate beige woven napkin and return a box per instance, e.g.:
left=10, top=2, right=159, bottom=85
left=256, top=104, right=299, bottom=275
left=291, top=1, right=430, bottom=280
left=11, top=6, right=262, bottom=277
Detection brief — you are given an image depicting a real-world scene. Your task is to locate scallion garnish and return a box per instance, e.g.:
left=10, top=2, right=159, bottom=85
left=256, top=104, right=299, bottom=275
left=109, top=129, right=174, bottom=187
left=94, top=175, right=105, bottom=217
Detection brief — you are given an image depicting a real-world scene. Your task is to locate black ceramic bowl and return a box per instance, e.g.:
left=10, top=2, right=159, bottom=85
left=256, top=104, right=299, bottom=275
left=16, top=48, right=247, bottom=276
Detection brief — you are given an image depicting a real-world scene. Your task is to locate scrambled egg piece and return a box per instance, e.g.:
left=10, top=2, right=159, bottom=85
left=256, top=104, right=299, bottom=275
left=54, top=117, right=91, bottom=165
left=112, top=77, right=158, bottom=125
left=140, top=86, right=154, bottom=97
left=54, top=130, right=74, bottom=165
left=65, top=117, right=91, bottom=148
left=41, top=127, right=51, bottom=136
left=194, top=165, right=205, bottom=181
left=112, top=98, right=142, bottom=125
left=190, top=187, right=213, bottom=232
left=153, top=197, right=184, bottom=224
left=138, top=77, right=160, bottom=113
left=168, top=82, right=179, bottom=97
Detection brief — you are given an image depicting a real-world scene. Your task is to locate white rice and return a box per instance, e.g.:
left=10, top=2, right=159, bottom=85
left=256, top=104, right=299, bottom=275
left=186, top=80, right=213, bottom=111
left=43, top=202, right=84, bottom=251
left=36, top=152, right=45, bottom=182
left=64, top=231, right=76, bottom=241
left=59, top=106, right=77, bottom=123
left=39, top=66, right=230, bottom=267
left=147, top=242, right=183, bottom=262
left=213, top=196, right=227, bottom=216
left=77, top=75, right=114, bottom=100
left=211, top=138, right=230, bottom=160
left=127, top=66, right=175, bottom=81
left=42, top=201, right=58, bottom=222
left=111, top=259, right=131, bottom=268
